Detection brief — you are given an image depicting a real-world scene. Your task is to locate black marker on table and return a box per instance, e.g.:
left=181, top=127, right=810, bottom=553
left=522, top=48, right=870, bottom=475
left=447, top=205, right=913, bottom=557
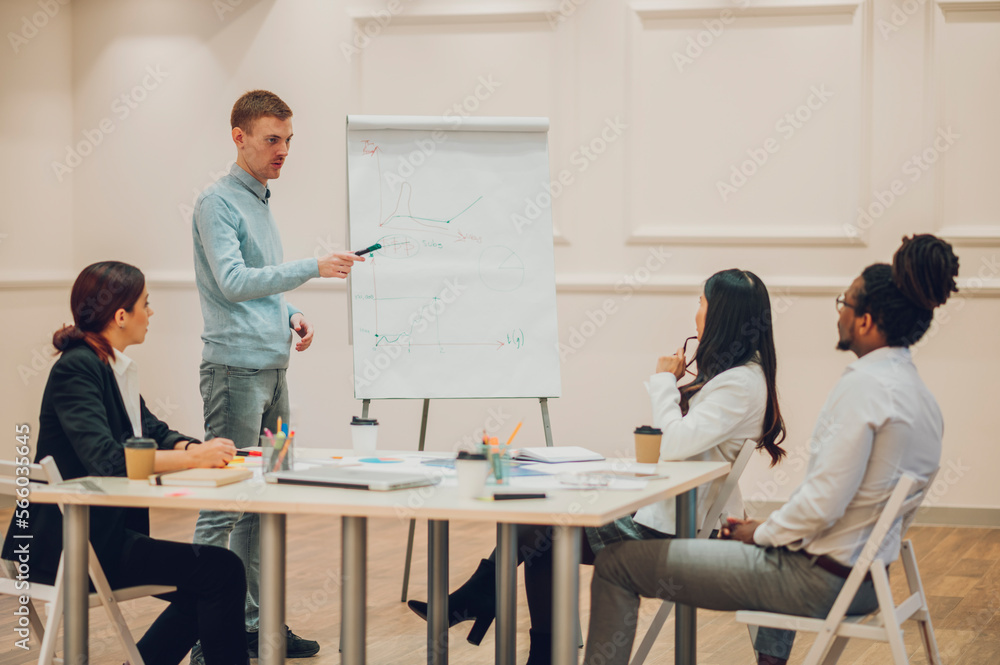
left=354, top=243, right=382, bottom=257
left=492, top=493, right=547, bottom=501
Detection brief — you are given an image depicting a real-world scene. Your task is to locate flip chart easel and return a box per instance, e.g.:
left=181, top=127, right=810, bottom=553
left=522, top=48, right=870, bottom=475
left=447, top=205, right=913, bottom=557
left=346, top=115, right=562, bottom=601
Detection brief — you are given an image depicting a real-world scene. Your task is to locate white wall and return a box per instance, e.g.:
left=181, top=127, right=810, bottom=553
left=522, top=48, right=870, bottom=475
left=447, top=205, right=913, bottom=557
left=1, top=0, right=998, bottom=516
left=0, top=0, right=75, bottom=458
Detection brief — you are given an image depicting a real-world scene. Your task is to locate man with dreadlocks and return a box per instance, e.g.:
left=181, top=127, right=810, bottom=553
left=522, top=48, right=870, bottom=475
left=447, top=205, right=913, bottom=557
left=582, top=234, right=960, bottom=665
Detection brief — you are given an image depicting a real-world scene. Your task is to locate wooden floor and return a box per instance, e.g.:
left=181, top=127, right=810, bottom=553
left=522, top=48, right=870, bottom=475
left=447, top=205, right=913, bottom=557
left=1, top=508, right=998, bottom=665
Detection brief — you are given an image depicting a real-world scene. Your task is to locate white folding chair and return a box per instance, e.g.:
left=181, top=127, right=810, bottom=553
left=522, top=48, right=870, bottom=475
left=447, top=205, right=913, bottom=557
left=629, top=438, right=759, bottom=665
left=734, top=471, right=943, bottom=665
left=0, top=455, right=175, bottom=665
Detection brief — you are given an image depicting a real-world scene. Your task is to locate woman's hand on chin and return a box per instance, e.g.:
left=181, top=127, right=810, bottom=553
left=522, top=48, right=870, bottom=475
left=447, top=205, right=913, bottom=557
left=188, top=437, right=237, bottom=468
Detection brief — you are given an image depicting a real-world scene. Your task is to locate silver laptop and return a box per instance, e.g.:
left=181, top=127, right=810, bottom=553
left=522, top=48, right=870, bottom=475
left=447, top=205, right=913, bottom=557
left=265, top=466, right=440, bottom=491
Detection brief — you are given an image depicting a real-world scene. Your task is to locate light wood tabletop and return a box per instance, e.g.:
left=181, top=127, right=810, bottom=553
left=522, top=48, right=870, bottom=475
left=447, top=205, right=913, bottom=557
left=38, top=449, right=730, bottom=665
left=26, top=450, right=730, bottom=527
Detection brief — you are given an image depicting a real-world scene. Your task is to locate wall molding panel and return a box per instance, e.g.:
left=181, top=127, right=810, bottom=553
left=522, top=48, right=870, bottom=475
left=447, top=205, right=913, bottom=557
left=630, top=0, right=862, bottom=20
left=346, top=1, right=573, bottom=244
left=623, top=0, right=873, bottom=247
left=627, top=224, right=864, bottom=246
left=6, top=273, right=998, bottom=298
left=930, top=0, right=1000, bottom=246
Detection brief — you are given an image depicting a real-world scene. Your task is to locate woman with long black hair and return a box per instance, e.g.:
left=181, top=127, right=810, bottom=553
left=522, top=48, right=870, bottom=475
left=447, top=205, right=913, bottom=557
left=1, top=261, right=248, bottom=665
left=407, top=268, right=786, bottom=665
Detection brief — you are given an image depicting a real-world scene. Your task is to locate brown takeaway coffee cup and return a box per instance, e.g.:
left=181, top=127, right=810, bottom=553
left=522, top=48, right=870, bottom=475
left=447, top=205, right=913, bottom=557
left=634, top=426, right=663, bottom=464
left=124, top=438, right=156, bottom=480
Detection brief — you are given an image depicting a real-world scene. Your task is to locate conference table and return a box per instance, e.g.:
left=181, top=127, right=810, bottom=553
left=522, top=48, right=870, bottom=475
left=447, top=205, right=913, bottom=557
left=29, top=449, right=729, bottom=665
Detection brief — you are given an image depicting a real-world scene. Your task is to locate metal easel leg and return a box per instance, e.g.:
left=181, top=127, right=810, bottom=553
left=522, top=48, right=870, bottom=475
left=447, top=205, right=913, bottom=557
left=539, top=397, right=554, bottom=447
left=402, top=398, right=431, bottom=602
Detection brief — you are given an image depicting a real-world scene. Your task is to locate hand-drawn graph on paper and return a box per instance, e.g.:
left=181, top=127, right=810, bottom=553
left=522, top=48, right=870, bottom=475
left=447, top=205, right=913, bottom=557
left=346, top=116, right=561, bottom=400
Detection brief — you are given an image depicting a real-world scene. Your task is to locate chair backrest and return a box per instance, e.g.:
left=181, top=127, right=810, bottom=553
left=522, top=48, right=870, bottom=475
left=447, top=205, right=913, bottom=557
left=696, top=438, right=757, bottom=538
left=901, top=468, right=938, bottom=537
left=0, top=456, right=62, bottom=498
left=820, top=470, right=937, bottom=626
left=854, top=470, right=935, bottom=572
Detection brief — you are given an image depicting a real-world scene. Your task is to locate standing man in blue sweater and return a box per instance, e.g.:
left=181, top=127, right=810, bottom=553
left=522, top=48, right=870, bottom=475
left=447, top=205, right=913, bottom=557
left=190, top=90, right=362, bottom=662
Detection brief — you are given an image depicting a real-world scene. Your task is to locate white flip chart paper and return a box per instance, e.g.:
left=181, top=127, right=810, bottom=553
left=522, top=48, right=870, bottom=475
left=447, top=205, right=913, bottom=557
left=346, top=115, right=561, bottom=399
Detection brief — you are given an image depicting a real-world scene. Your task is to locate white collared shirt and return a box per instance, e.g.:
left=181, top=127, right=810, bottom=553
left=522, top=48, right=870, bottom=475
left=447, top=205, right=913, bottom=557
left=110, top=348, right=143, bottom=439
left=633, top=362, right=767, bottom=535
left=754, top=347, right=943, bottom=566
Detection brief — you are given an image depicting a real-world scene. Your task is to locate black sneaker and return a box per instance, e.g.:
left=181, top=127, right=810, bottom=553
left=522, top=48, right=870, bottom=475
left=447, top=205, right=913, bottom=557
left=247, top=627, right=320, bottom=659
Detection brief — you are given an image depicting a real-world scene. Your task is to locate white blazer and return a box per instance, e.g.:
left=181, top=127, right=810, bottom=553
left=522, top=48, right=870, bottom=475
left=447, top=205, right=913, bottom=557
left=633, top=361, right=766, bottom=535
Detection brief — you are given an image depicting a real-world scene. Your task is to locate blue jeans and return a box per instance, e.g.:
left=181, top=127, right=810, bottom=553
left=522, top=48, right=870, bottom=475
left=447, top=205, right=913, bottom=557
left=192, top=361, right=289, bottom=632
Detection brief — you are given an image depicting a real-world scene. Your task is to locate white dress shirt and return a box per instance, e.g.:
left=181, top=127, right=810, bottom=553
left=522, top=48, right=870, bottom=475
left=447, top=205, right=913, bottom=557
left=754, top=346, right=943, bottom=566
left=110, top=348, right=143, bottom=439
left=633, top=362, right=766, bottom=535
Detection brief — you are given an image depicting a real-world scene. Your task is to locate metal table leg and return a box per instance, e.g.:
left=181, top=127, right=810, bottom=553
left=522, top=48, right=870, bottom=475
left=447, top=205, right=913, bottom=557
left=496, top=523, right=517, bottom=665
left=342, top=516, right=368, bottom=665
left=428, top=520, right=449, bottom=665
left=552, top=524, right=581, bottom=665
left=675, top=489, right=697, bottom=665
left=64, top=503, right=89, bottom=665
left=260, top=513, right=287, bottom=665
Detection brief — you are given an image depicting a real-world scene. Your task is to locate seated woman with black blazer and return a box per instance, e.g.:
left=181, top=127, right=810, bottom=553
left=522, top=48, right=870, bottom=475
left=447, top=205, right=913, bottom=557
left=1, top=261, right=247, bottom=665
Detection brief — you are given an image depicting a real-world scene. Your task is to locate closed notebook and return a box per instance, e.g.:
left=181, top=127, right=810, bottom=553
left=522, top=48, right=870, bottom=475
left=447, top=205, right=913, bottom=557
left=513, top=446, right=605, bottom=463
left=149, top=468, right=253, bottom=487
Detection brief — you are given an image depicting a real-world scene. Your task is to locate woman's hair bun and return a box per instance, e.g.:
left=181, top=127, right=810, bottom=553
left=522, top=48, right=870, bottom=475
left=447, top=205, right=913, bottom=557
left=52, top=323, right=86, bottom=351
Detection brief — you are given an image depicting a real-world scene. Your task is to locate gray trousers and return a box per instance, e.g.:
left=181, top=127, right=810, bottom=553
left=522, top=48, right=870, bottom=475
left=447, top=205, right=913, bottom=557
left=190, top=362, right=289, bottom=665
left=583, top=539, right=879, bottom=664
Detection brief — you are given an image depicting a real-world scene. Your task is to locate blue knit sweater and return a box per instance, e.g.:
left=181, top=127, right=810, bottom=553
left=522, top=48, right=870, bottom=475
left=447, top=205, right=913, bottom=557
left=193, top=163, right=319, bottom=369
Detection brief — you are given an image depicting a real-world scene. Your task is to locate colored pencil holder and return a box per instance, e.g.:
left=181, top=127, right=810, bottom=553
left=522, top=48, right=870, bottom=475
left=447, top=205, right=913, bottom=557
left=261, top=435, right=294, bottom=473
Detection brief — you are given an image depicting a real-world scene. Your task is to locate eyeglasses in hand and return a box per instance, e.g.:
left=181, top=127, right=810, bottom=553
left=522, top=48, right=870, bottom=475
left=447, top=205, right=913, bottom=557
left=682, top=335, right=698, bottom=377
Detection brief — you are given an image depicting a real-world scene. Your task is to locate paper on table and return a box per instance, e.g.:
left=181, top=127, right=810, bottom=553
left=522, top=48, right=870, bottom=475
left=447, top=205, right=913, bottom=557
left=513, top=446, right=605, bottom=463
left=555, top=475, right=649, bottom=491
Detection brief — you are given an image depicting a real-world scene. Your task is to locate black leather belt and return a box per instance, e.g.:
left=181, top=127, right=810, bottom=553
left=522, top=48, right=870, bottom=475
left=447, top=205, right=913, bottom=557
left=808, top=553, right=873, bottom=582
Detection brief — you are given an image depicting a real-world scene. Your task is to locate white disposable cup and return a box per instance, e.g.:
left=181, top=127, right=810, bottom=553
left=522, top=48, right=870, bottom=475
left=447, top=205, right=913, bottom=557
left=454, top=458, right=490, bottom=499
left=351, top=424, right=378, bottom=456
